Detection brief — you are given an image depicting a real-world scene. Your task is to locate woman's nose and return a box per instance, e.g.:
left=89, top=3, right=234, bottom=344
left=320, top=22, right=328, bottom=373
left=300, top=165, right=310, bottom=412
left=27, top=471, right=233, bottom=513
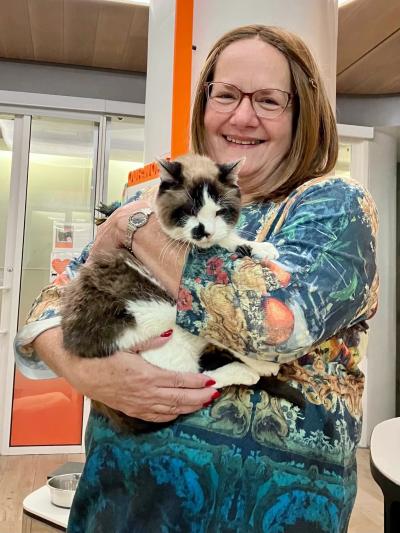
left=230, top=96, right=259, bottom=127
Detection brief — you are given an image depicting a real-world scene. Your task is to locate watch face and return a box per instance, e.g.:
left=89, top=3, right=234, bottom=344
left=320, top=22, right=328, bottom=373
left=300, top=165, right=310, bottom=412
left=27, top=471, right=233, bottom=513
left=130, top=212, right=148, bottom=228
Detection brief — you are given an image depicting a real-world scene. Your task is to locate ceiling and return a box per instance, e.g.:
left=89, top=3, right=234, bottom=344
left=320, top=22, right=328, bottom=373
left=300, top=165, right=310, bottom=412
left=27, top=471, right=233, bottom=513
left=0, top=0, right=398, bottom=95
left=337, top=0, right=400, bottom=94
left=0, top=0, right=148, bottom=73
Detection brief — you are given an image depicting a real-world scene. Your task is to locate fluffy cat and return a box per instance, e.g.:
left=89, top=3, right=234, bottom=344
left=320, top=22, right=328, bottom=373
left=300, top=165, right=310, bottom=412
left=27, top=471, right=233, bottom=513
left=61, top=154, right=301, bottom=432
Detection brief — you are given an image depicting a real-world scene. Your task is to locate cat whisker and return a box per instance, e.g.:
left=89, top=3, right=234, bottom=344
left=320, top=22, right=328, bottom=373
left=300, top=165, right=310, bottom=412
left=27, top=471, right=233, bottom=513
left=183, top=186, right=194, bottom=204
left=159, top=239, right=180, bottom=264
left=180, top=241, right=192, bottom=268
left=175, top=240, right=191, bottom=269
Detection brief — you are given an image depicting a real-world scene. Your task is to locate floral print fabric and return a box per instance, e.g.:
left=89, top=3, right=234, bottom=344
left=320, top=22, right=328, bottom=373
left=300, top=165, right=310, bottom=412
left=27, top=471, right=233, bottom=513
left=15, top=176, right=378, bottom=532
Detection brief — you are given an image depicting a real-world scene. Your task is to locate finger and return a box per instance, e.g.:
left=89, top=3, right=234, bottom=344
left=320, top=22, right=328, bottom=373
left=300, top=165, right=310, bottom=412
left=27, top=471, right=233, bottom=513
left=130, top=330, right=173, bottom=353
left=154, top=368, right=217, bottom=389
left=155, top=387, right=220, bottom=409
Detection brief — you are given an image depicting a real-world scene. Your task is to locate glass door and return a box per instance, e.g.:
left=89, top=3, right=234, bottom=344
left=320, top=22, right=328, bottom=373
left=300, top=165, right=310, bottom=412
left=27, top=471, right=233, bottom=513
left=104, top=116, right=145, bottom=204
left=2, top=115, right=100, bottom=450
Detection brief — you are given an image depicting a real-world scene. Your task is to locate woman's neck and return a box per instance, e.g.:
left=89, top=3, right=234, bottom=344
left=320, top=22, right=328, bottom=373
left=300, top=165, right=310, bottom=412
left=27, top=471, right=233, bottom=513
left=239, top=160, right=287, bottom=205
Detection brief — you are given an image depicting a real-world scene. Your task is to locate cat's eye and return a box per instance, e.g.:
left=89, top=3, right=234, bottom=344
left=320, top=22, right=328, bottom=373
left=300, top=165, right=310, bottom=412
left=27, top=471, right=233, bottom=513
left=216, top=208, right=227, bottom=216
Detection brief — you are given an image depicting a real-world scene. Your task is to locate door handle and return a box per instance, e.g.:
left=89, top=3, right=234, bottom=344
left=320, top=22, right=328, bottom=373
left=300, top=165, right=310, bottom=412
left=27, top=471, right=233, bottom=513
left=0, top=330, right=8, bottom=335
left=0, top=286, right=9, bottom=291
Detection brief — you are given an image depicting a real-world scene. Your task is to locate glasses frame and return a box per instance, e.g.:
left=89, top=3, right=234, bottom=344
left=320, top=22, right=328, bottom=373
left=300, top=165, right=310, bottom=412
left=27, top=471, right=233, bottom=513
left=204, top=81, right=295, bottom=119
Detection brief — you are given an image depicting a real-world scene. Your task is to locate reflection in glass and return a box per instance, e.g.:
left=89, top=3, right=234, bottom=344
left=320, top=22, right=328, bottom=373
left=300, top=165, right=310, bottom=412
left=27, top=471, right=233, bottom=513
left=106, top=116, right=145, bottom=204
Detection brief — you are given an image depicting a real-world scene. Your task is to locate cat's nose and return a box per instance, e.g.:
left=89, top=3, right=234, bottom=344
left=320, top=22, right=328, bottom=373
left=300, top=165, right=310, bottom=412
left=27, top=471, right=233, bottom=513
left=191, top=223, right=211, bottom=241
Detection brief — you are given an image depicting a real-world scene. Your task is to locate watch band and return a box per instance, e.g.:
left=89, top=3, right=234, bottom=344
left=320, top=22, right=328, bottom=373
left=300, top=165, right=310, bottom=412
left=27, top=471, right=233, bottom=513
left=125, top=207, right=153, bottom=253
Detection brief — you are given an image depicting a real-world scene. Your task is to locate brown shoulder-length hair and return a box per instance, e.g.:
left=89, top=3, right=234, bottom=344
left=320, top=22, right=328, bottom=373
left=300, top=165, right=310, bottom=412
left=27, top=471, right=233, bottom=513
left=191, top=25, right=338, bottom=202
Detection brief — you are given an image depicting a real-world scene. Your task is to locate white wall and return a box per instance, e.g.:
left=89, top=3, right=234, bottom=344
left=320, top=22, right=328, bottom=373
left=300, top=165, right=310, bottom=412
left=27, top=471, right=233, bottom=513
left=192, top=0, right=338, bottom=109
left=0, top=61, right=146, bottom=104
left=365, top=129, right=397, bottom=441
left=337, top=94, right=400, bottom=129
left=144, top=0, right=175, bottom=162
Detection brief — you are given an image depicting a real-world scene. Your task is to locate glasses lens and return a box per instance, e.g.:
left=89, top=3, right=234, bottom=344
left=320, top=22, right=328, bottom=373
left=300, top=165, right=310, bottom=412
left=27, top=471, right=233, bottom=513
left=207, top=83, right=240, bottom=112
left=254, top=89, right=289, bottom=117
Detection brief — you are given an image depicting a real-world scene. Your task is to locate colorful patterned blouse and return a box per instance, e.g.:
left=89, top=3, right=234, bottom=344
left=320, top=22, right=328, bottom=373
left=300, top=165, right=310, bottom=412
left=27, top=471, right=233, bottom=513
left=15, top=175, right=378, bottom=533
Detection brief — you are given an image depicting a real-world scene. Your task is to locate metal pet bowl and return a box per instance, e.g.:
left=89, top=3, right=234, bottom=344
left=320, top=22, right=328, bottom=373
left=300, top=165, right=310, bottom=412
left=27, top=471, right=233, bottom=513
left=47, top=473, right=81, bottom=508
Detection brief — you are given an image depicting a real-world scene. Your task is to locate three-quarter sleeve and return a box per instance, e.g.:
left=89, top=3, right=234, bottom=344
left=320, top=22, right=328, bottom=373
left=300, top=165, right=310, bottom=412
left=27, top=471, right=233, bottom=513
left=14, top=244, right=91, bottom=378
left=176, top=178, right=378, bottom=364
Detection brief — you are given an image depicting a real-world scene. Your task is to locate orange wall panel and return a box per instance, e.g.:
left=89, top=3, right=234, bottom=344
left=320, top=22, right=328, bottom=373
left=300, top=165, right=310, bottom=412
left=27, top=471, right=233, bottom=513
left=170, top=0, right=194, bottom=159
left=10, top=369, right=83, bottom=446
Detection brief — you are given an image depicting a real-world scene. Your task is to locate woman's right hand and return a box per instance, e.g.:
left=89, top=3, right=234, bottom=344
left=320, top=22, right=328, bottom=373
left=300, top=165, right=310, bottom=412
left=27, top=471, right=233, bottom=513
left=33, top=327, right=219, bottom=423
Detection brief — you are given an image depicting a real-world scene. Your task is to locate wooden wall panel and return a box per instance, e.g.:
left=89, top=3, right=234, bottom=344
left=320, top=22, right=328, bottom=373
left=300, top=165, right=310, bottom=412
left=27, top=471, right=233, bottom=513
left=337, top=29, right=400, bottom=94
left=29, top=0, right=64, bottom=63
left=64, top=0, right=101, bottom=66
left=338, top=0, right=400, bottom=74
left=0, top=0, right=34, bottom=60
left=121, top=6, right=148, bottom=72
left=0, top=0, right=148, bottom=72
left=92, top=3, right=138, bottom=70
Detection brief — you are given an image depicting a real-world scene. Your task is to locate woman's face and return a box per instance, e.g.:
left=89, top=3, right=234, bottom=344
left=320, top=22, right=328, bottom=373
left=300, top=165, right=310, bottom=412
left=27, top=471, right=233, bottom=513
left=204, top=38, right=294, bottom=189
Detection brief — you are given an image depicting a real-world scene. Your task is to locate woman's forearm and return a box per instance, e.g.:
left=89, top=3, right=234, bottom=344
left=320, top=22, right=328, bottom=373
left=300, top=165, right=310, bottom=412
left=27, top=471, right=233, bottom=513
left=32, top=327, right=74, bottom=378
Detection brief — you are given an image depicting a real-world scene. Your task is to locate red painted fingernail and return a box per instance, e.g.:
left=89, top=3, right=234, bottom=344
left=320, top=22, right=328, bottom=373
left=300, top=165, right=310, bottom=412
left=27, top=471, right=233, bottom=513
left=205, top=379, right=216, bottom=387
left=160, top=329, right=173, bottom=337
left=203, top=391, right=221, bottom=408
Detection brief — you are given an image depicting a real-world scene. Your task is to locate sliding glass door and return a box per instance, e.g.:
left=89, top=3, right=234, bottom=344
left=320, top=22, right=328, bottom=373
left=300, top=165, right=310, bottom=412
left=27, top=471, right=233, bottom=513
left=9, top=116, right=99, bottom=447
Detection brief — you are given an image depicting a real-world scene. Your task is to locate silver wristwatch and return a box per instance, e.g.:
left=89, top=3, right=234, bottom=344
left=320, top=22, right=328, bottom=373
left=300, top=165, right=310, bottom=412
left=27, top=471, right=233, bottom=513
left=125, top=207, right=153, bottom=252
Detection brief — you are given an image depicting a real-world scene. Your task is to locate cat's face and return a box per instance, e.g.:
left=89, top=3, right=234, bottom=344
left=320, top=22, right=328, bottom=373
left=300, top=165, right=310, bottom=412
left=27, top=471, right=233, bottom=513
left=156, top=154, right=242, bottom=248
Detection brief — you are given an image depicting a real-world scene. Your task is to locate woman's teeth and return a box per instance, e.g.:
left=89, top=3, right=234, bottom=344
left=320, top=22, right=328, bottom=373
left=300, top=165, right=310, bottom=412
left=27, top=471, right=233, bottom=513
left=224, top=135, right=263, bottom=145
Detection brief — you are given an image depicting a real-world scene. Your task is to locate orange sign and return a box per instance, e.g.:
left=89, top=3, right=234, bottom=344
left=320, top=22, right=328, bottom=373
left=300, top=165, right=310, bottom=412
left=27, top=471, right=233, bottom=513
left=128, top=162, right=160, bottom=187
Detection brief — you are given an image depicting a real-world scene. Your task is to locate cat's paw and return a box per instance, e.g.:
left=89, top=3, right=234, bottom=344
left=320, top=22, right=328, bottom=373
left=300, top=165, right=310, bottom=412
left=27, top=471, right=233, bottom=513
left=250, top=242, right=279, bottom=261
left=204, top=362, right=260, bottom=388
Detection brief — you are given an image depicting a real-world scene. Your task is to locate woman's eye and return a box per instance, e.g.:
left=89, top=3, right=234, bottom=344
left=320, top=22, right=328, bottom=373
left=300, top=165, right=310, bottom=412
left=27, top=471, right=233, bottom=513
left=214, top=92, right=235, bottom=100
left=260, top=98, right=278, bottom=106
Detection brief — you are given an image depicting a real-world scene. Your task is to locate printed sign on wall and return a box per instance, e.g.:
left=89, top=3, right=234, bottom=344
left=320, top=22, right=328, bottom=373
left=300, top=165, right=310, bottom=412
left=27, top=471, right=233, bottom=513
left=50, top=222, right=92, bottom=281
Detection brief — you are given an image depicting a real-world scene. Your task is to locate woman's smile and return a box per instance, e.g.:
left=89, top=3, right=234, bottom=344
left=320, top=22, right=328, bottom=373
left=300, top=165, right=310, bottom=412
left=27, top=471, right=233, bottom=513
left=222, top=134, right=266, bottom=146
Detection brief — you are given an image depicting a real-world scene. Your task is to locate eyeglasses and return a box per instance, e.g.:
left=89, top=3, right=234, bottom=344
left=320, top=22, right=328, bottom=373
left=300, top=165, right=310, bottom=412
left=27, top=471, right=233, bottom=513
left=204, top=82, right=294, bottom=119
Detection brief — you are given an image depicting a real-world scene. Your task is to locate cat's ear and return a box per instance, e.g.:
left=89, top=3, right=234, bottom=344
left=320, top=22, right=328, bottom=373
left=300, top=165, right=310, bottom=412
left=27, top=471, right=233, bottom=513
left=217, top=158, right=245, bottom=185
left=156, top=158, right=183, bottom=184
